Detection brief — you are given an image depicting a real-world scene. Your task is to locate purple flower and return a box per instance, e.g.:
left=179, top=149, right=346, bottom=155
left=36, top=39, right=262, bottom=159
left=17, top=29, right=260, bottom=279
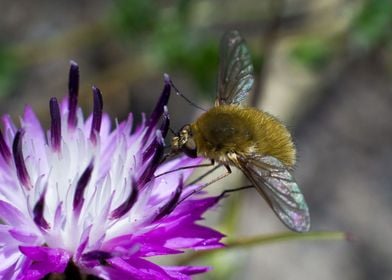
left=0, top=62, right=223, bottom=279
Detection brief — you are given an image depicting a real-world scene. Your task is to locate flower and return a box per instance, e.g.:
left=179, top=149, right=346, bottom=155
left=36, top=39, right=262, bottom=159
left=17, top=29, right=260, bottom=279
left=0, top=62, right=223, bottom=279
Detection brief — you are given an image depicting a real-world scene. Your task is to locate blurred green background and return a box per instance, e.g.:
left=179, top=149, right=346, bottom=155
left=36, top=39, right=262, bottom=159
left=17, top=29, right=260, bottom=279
left=1, top=0, right=392, bottom=279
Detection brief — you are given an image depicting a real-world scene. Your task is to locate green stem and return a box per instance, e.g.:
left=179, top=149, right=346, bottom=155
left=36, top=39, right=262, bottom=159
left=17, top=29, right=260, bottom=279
left=178, top=231, right=347, bottom=265
left=225, top=231, right=348, bottom=248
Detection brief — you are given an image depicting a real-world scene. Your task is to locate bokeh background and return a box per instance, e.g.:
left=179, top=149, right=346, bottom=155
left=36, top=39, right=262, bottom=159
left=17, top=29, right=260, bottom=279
left=1, top=0, right=392, bottom=279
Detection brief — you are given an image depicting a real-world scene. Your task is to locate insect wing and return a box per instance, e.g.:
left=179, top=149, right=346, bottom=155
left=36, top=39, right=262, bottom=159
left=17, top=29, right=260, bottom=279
left=237, top=155, right=310, bottom=232
left=216, top=30, right=254, bottom=106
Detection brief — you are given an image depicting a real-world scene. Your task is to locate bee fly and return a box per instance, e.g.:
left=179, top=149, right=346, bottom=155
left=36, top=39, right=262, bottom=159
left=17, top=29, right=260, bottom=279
left=169, top=30, right=310, bottom=232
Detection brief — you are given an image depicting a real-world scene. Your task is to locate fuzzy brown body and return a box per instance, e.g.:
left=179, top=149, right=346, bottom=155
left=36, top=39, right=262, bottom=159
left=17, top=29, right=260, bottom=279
left=190, top=105, right=296, bottom=167
left=168, top=31, right=310, bottom=232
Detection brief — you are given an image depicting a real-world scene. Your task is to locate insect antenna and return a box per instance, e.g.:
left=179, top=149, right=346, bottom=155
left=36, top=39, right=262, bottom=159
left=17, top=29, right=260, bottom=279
left=165, top=74, right=207, bottom=112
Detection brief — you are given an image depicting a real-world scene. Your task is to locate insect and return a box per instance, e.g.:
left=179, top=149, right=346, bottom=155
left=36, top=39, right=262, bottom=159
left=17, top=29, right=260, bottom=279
left=170, top=30, right=310, bottom=232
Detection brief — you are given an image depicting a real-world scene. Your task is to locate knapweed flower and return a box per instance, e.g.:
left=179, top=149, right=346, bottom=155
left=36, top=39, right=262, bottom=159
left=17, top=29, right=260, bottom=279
left=0, top=62, right=223, bottom=279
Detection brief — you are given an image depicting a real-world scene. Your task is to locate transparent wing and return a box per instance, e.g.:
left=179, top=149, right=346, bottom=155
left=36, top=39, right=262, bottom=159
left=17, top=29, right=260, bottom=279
left=236, top=154, right=310, bottom=232
left=216, top=30, right=254, bottom=106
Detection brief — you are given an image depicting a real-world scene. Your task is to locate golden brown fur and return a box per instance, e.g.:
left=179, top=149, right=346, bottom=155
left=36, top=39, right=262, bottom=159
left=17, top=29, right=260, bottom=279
left=191, top=105, right=296, bottom=167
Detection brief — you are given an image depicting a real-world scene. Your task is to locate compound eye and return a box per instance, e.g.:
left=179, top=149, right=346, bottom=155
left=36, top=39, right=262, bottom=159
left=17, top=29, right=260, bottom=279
left=182, top=137, right=197, bottom=158
left=183, top=137, right=197, bottom=158
left=185, top=137, right=196, bottom=151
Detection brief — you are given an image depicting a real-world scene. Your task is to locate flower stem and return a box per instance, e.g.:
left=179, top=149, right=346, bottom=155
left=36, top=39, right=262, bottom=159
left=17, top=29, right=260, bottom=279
left=178, top=231, right=348, bottom=265
left=225, top=231, right=348, bottom=248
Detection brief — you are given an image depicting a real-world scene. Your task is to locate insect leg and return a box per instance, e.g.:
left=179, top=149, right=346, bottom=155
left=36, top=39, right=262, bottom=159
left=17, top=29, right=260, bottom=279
left=219, top=185, right=254, bottom=197
left=159, top=153, right=170, bottom=164
left=187, top=164, right=222, bottom=185
left=155, top=159, right=215, bottom=178
left=159, top=151, right=177, bottom=164
left=178, top=165, right=232, bottom=204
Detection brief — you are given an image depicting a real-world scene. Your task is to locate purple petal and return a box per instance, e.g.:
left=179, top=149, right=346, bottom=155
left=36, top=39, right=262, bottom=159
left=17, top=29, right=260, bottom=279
left=143, top=136, right=160, bottom=162
left=0, top=224, right=14, bottom=243
left=100, top=233, right=135, bottom=251
left=2, top=114, right=17, bottom=137
left=133, top=218, right=223, bottom=255
left=138, top=135, right=164, bottom=187
left=90, top=86, right=103, bottom=144
left=144, top=77, right=171, bottom=141
left=120, top=198, right=223, bottom=257
left=73, top=162, right=94, bottom=213
left=0, top=200, right=29, bottom=227
left=22, top=106, right=46, bottom=143
left=9, top=228, right=39, bottom=244
left=19, top=246, right=70, bottom=279
left=164, top=224, right=224, bottom=250
left=68, top=61, right=79, bottom=128
left=155, top=201, right=223, bottom=243
left=110, top=177, right=138, bottom=219
left=53, top=202, right=64, bottom=231
left=98, top=117, right=133, bottom=176
left=165, top=265, right=211, bottom=277
left=22, top=107, right=48, bottom=164
left=0, top=128, right=11, bottom=163
left=49, top=97, right=61, bottom=151
left=33, top=189, right=50, bottom=230
left=101, top=257, right=174, bottom=279
left=154, top=177, right=183, bottom=222
left=0, top=251, right=20, bottom=274
left=160, top=106, right=170, bottom=138
left=12, top=130, right=32, bottom=189
left=81, top=250, right=112, bottom=267
left=171, top=197, right=221, bottom=220
left=104, top=233, right=182, bottom=258
left=74, top=224, right=91, bottom=261
left=98, top=113, right=111, bottom=142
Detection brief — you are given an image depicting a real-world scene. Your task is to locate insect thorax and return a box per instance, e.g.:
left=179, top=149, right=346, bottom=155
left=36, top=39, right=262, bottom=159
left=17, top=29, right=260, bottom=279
left=191, top=106, right=255, bottom=160
left=192, top=105, right=296, bottom=166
